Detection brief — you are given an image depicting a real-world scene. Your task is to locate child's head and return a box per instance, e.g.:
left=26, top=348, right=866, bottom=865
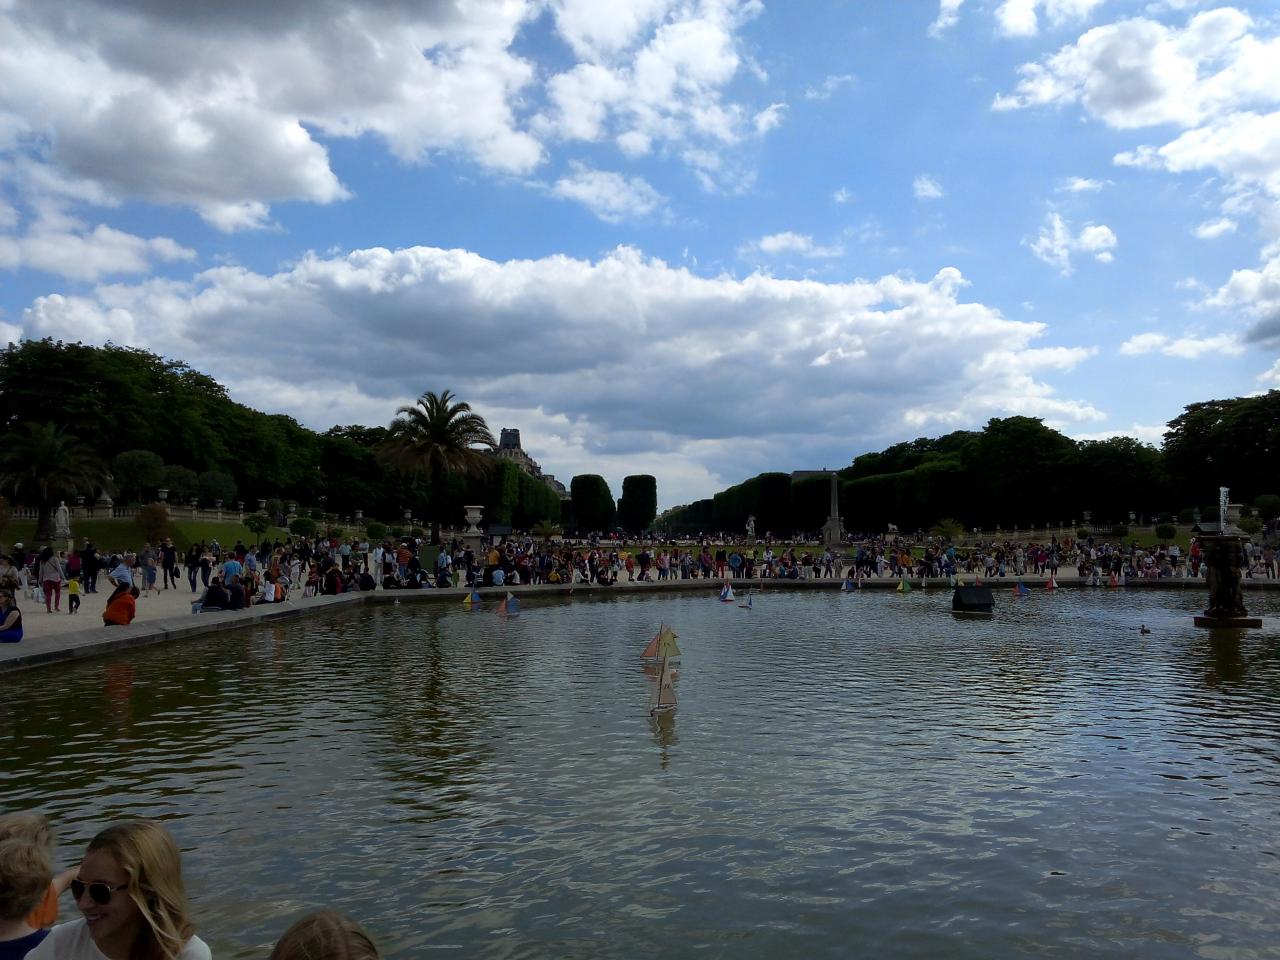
left=0, top=812, right=51, bottom=849
left=270, top=910, right=380, bottom=960
left=0, top=814, right=54, bottom=924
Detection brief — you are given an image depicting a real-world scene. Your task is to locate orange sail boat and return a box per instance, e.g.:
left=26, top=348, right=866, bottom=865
left=640, top=623, right=680, bottom=661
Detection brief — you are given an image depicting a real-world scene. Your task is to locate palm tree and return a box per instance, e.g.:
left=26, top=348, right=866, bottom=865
left=0, top=422, right=108, bottom=541
left=380, top=390, right=497, bottom=544
left=532, top=519, right=563, bottom=543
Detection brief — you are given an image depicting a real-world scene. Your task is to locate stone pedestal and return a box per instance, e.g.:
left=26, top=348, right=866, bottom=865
left=461, top=505, right=485, bottom=554
left=821, top=516, right=844, bottom=547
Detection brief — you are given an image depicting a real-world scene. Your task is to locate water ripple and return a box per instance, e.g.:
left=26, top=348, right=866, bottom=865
left=2, top=589, right=1278, bottom=958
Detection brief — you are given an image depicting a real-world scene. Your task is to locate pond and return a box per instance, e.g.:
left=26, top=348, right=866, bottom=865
left=3, top=587, right=1279, bottom=958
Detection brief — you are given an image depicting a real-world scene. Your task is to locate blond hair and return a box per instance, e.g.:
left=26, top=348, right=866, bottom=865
left=0, top=812, right=52, bottom=849
left=270, top=910, right=381, bottom=960
left=86, top=821, right=196, bottom=960
left=0, top=838, right=52, bottom=921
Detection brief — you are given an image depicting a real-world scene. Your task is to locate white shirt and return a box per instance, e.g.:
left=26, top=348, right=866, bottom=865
left=28, top=918, right=211, bottom=960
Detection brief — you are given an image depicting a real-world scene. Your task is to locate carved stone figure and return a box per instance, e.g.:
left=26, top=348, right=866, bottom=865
left=1202, top=537, right=1248, bottom=620
left=54, top=500, right=72, bottom=539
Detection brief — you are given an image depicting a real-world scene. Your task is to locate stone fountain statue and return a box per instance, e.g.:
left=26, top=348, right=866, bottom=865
left=1194, top=486, right=1261, bottom=629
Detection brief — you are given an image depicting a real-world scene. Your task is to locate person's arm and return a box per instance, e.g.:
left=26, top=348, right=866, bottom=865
left=51, top=865, right=77, bottom=895
left=0, top=608, right=18, bottom=630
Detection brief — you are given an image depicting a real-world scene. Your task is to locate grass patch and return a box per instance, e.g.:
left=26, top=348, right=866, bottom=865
left=1, top=518, right=291, bottom=553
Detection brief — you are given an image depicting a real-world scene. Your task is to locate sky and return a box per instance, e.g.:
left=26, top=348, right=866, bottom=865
left=2, top=0, right=1278, bottom=510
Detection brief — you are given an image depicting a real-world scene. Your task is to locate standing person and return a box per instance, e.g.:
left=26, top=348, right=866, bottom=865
left=138, top=544, right=159, bottom=597
left=184, top=544, right=201, bottom=593
left=37, top=548, right=62, bottom=614
left=160, top=539, right=179, bottom=590
left=198, top=546, right=214, bottom=589
left=79, top=541, right=100, bottom=594
left=0, top=589, right=23, bottom=643
left=65, top=576, right=80, bottom=615
left=27, top=820, right=210, bottom=960
left=106, top=556, right=132, bottom=589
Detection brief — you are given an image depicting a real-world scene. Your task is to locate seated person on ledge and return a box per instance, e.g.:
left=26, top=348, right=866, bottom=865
left=201, top=578, right=230, bottom=611
left=226, top=575, right=246, bottom=611
left=0, top=589, right=23, bottom=642
left=102, top=585, right=138, bottom=627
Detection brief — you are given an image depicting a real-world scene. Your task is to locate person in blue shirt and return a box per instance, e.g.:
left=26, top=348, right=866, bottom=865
left=0, top=590, right=23, bottom=643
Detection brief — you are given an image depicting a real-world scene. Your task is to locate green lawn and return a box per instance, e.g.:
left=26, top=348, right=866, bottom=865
left=2, top=518, right=291, bottom=554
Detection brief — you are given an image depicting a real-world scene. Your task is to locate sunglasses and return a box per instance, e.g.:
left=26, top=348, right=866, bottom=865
left=71, top=879, right=129, bottom=904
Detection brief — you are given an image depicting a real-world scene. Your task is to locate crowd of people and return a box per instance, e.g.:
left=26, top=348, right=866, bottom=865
left=0, top=528, right=1275, bottom=644
left=0, top=813, right=380, bottom=959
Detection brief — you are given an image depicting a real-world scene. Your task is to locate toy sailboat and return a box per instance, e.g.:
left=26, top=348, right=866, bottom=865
left=738, top=590, right=753, bottom=609
left=649, top=654, right=678, bottom=715
left=1045, top=575, right=1057, bottom=591
left=841, top=577, right=856, bottom=592
left=897, top=577, right=911, bottom=593
left=462, top=590, right=482, bottom=607
left=640, top=623, right=681, bottom=661
left=1014, top=581, right=1029, bottom=596
left=496, top=592, right=520, bottom=617
left=719, top=582, right=735, bottom=602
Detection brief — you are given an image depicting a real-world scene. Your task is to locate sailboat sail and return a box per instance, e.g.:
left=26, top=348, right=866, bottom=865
left=497, top=591, right=520, bottom=617
left=719, top=582, right=735, bottom=602
left=649, top=656, right=678, bottom=714
left=640, top=623, right=681, bottom=660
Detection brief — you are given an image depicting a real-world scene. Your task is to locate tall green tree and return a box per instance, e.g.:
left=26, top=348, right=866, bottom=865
left=0, top=423, right=108, bottom=540
left=113, top=449, right=165, bottom=504
left=617, top=475, right=657, bottom=533
left=379, top=389, right=496, bottom=543
left=569, top=475, right=616, bottom=534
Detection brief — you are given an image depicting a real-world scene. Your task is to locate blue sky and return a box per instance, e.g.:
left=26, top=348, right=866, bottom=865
left=2, top=0, right=1278, bottom=509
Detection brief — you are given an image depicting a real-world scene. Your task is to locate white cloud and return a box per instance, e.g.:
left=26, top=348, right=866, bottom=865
left=993, top=9, right=1277, bottom=126
left=803, top=74, right=856, bottom=101
left=753, top=103, right=787, bottom=134
left=0, top=1, right=556, bottom=228
left=1058, top=176, right=1108, bottom=192
left=0, top=211, right=195, bottom=281
left=995, top=7, right=1280, bottom=352
left=1194, top=216, right=1237, bottom=239
left=995, top=0, right=1106, bottom=38
left=1205, top=254, right=1280, bottom=346
left=15, top=244, right=1102, bottom=506
left=0, top=0, right=777, bottom=228
left=536, top=1, right=772, bottom=191
left=832, top=187, right=854, bottom=204
left=1028, top=213, right=1117, bottom=275
left=914, top=175, right=945, bottom=200
left=549, top=163, right=665, bottom=222
left=929, top=0, right=965, bottom=38
left=748, top=232, right=844, bottom=258
left=1258, top=358, right=1280, bottom=386
left=549, top=0, right=674, bottom=59
left=1118, top=331, right=1244, bottom=357
left=1071, top=422, right=1168, bottom=444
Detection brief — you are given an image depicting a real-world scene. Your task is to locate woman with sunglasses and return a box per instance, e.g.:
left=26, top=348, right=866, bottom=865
left=0, top=589, right=23, bottom=643
left=28, top=820, right=209, bottom=960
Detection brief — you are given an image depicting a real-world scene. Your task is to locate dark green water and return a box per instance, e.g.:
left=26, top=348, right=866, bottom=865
left=3, top=588, right=1279, bottom=958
